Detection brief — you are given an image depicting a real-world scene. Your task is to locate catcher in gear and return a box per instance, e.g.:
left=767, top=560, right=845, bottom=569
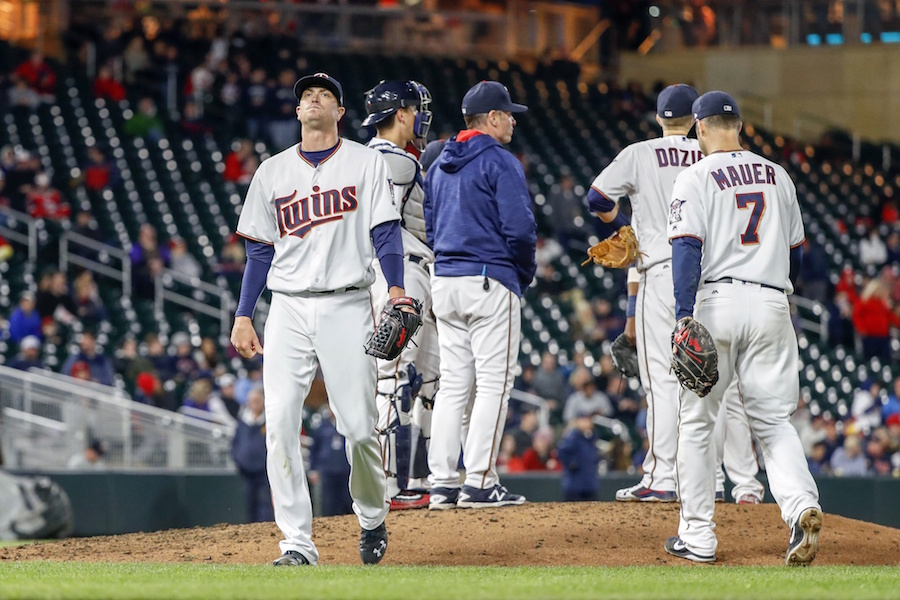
left=363, top=79, right=440, bottom=511
left=670, top=316, right=718, bottom=397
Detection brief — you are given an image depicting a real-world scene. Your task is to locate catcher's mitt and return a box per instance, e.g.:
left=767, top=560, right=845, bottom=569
left=581, top=225, right=640, bottom=269
left=611, top=333, right=640, bottom=378
left=365, top=297, right=422, bottom=361
left=671, top=317, right=719, bottom=397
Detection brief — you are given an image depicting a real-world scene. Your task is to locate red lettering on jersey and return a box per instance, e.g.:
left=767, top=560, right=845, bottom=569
left=341, top=186, right=358, bottom=211
left=276, top=186, right=358, bottom=239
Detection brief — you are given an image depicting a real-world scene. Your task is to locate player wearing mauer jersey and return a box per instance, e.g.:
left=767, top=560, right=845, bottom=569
left=589, top=84, right=765, bottom=505
left=230, top=72, right=412, bottom=567
left=665, top=91, right=821, bottom=565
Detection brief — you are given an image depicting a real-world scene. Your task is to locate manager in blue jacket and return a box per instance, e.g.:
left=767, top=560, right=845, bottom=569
left=423, top=80, right=537, bottom=509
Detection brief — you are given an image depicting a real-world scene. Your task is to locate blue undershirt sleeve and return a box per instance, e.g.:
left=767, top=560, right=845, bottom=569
left=371, top=220, right=405, bottom=290
left=235, top=240, right=274, bottom=318
left=588, top=189, right=630, bottom=238
left=790, top=244, right=804, bottom=288
left=671, top=236, right=703, bottom=321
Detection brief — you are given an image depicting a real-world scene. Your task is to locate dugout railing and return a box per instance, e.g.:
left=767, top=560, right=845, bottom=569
left=0, top=365, right=236, bottom=471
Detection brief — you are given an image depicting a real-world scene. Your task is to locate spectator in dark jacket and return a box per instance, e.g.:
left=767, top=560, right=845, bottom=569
left=7, top=335, right=43, bottom=371
left=308, top=405, right=352, bottom=517
left=231, top=386, right=273, bottom=523
left=556, top=413, right=601, bottom=501
left=8, top=291, right=41, bottom=343
left=61, top=330, right=115, bottom=385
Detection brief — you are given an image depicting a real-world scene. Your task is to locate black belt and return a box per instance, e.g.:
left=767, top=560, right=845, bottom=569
left=308, top=286, right=359, bottom=295
left=705, top=278, right=784, bottom=293
left=409, top=255, right=429, bottom=270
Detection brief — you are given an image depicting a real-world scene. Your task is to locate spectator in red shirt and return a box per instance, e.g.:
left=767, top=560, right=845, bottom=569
left=92, top=65, right=126, bottom=102
left=852, top=278, right=900, bottom=361
left=520, top=428, right=561, bottom=471
left=79, top=147, right=119, bottom=192
left=26, top=173, right=70, bottom=221
left=15, top=52, right=56, bottom=100
left=223, top=139, right=257, bottom=184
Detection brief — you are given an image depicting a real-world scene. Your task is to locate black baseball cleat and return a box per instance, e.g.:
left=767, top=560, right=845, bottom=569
left=664, top=536, right=716, bottom=563
left=272, top=550, right=310, bottom=566
left=785, top=507, right=823, bottom=567
left=359, top=522, right=388, bottom=565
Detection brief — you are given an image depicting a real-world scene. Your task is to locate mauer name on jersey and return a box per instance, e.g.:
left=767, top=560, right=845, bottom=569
left=276, top=186, right=358, bottom=238
left=711, top=163, right=777, bottom=191
left=655, top=148, right=703, bottom=168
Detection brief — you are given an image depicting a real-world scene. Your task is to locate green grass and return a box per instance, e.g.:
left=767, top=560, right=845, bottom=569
left=0, top=564, right=898, bottom=600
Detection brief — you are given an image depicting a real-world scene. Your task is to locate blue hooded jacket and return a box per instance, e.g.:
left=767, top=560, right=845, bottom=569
left=424, top=131, right=536, bottom=296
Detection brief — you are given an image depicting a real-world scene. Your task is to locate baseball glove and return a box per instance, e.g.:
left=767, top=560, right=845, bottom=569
left=365, top=297, right=423, bottom=361
left=581, top=225, right=640, bottom=269
left=671, top=317, right=719, bottom=397
left=611, top=333, right=640, bottom=378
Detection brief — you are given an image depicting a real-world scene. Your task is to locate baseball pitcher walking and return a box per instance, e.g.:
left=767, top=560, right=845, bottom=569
left=231, top=72, right=412, bottom=566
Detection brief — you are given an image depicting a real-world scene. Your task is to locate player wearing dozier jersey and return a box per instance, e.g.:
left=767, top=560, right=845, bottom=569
left=424, top=81, right=536, bottom=509
left=665, top=91, right=822, bottom=565
left=363, top=80, right=440, bottom=510
left=590, top=84, right=764, bottom=505
left=231, top=72, right=414, bottom=567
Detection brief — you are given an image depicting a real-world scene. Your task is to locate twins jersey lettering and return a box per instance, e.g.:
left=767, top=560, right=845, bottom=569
left=668, top=150, right=804, bottom=293
left=367, top=138, right=434, bottom=262
left=591, top=136, right=702, bottom=271
left=237, top=139, right=400, bottom=292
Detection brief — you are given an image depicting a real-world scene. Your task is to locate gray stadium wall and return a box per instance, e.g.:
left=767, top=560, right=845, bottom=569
left=14, top=471, right=900, bottom=537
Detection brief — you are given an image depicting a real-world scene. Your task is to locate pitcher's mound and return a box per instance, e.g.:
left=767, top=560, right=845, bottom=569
left=2, top=503, right=898, bottom=566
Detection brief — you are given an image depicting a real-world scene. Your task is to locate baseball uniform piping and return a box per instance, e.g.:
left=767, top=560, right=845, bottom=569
left=296, top=139, right=342, bottom=168
left=638, top=270, right=658, bottom=488
left=481, top=288, right=514, bottom=489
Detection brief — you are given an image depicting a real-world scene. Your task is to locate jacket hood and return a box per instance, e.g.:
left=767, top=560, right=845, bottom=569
left=438, top=130, right=500, bottom=173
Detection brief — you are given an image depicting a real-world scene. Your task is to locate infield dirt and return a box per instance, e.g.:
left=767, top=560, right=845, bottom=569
left=1, top=502, right=897, bottom=566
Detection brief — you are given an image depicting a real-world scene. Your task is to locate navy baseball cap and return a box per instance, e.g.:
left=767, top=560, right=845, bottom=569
left=293, top=72, right=344, bottom=106
left=657, top=84, right=699, bottom=118
left=692, top=91, right=740, bottom=121
left=461, top=81, right=527, bottom=116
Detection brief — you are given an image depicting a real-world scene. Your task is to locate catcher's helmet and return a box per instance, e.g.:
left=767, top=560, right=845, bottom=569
left=362, top=80, right=433, bottom=139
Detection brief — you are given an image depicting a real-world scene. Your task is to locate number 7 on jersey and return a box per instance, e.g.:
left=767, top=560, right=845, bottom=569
left=736, top=192, right=765, bottom=245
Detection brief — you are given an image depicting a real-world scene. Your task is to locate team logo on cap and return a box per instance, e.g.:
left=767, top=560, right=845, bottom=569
left=724, top=105, right=732, bottom=112
left=664, top=110, right=673, bottom=117
left=314, top=72, right=331, bottom=79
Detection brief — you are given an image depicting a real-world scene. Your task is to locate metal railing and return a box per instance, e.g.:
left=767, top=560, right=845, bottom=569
left=0, top=207, right=39, bottom=263
left=59, top=230, right=132, bottom=297
left=790, top=294, right=830, bottom=342
left=154, top=268, right=236, bottom=344
left=0, top=365, right=236, bottom=471
left=509, top=388, right=551, bottom=430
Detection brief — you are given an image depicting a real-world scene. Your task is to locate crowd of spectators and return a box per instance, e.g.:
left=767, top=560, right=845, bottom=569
left=0, top=10, right=898, bottom=525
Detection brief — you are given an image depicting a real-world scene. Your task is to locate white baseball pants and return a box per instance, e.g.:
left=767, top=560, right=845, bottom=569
left=428, top=275, right=521, bottom=490
left=676, top=281, right=820, bottom=556
left=714, top=377, right=766, bottom=501
left=635, top=262, right=679, bottom=492
left=263, top=290, right=389, bottom=564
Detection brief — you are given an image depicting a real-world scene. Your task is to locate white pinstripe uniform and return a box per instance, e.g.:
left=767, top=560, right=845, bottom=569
left=236, top=139, right=398, bottom=564
left=592, top=136, right=763, bottom=501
